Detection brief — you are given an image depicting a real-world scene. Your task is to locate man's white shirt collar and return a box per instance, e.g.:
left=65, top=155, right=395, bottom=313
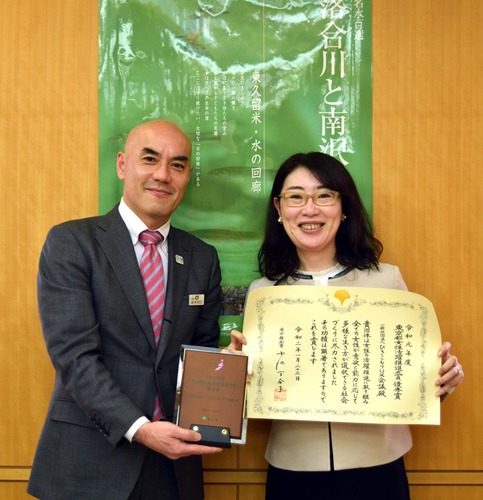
left=118, top=198, right=170, bottom=244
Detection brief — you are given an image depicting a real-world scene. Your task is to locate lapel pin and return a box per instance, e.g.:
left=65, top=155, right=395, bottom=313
left=175, top=255, right=184, bottom=265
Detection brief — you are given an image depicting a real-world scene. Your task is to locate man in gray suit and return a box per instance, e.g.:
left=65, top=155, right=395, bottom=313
left=28, top=120, right=223, bottom=500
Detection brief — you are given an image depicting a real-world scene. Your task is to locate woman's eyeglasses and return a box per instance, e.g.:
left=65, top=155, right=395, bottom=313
left=278, top=189, right=340, bottom=207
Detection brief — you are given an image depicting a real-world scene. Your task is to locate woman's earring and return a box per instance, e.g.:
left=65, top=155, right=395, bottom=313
left=278, top=216, right=283, bottom=224
left=341, top=214, right=347, bottom=222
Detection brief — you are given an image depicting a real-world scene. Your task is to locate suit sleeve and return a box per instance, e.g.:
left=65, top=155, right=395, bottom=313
left=394, top=265, right=409, bottom=291
left=38, top=224, right=145, bottom=446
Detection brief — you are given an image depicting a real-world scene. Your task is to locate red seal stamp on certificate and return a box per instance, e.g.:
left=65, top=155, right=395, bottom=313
left=273, top=388, right=287, bottom=402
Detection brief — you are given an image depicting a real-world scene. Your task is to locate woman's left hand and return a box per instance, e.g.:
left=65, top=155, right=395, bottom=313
left=436, top=341, right=464, bottom=398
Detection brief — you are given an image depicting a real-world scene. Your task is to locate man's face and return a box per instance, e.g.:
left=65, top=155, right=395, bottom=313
left=117, top=121, right=193, bottom=229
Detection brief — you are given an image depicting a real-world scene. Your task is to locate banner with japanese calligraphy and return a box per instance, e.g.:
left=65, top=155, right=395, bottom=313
left=98, top=1, right=373, bottom=342
left=243, top=286, right=442, bottom=425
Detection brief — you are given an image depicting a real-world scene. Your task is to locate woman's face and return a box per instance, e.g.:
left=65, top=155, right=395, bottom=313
left=274, top=166, right=343, bottom=266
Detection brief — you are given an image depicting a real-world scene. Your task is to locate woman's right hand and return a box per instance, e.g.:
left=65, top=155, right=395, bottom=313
left=225, top=329, right=247, bottom=352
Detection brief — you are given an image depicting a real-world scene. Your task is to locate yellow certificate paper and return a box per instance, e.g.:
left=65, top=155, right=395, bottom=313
left=243, top=286, right=441, bottom=425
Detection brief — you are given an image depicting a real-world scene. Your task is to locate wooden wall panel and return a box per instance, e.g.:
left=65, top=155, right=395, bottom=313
left=0, top=483, right=31, bottom=500
left=0, top=0, right=98, bottom=472
left=205, top=485, right=237, bottom=500
left=238, top=486, right=266, bottom=500
left=372, top=0, right=483, bottom=474
left=1, top=0, right=481, bottom=498
left=410, top=486, right=483, bottom=500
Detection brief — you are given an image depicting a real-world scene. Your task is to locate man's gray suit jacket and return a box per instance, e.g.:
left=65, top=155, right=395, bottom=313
left=27, top=206, right=222, bottom=500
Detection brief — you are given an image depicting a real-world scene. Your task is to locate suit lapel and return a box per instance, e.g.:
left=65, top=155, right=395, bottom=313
left=95, top=208, right=156, bottom=350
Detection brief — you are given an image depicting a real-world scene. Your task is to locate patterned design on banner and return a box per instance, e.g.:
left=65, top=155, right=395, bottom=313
left=99, top=1, right=372, bottom=338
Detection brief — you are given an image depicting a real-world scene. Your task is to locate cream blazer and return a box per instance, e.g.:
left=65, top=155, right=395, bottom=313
left=248, top=263, right=413, bottom=471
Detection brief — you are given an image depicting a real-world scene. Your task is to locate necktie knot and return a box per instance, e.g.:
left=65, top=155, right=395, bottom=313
left=139, top=229, right=163, bottom=247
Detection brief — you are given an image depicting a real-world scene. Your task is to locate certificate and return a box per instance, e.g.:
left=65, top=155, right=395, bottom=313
left=174, top=345, right=249, bottom=446
left=243, top=286, right=442, bottom=425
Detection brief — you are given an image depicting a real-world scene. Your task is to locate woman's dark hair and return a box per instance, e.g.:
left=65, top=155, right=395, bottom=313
left=258, top=152, right=383, bottom=283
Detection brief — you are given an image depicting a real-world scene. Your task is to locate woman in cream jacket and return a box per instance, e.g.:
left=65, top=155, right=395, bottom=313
left=229, top=152, right=464, bottom=500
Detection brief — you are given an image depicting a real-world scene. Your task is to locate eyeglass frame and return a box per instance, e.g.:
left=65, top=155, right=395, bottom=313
left=277, top=189, right=340, bottom=207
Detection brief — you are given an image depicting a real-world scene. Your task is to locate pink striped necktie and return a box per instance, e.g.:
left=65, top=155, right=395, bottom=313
left=139, top=229, right=165, bottom=421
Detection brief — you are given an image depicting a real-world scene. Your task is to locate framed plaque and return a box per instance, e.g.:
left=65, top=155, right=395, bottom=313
left=174, top=345, right=249, bottom=447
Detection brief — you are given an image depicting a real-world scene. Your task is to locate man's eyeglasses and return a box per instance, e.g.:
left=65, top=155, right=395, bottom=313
left=278, top=189, right=340, bottom=207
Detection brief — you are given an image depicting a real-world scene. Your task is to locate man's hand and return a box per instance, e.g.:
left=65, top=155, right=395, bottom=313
left=133, top=421, right=222, bottom=459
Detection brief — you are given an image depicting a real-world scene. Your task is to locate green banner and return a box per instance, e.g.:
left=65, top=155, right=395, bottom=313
left=99, top=0, right=372, bottom=341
